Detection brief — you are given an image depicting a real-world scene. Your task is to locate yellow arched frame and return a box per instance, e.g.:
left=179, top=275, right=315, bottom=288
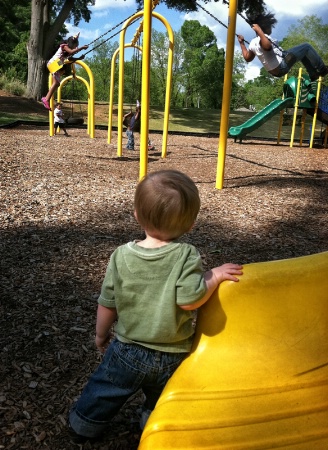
left=47, top=60, right=95, bottom=138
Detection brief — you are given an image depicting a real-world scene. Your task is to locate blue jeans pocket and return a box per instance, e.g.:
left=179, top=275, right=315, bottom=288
left=104, top=340, right=145, bottom=391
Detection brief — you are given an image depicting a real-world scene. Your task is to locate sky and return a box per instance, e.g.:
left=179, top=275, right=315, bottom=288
left=67, top=0, right=328, bottom=81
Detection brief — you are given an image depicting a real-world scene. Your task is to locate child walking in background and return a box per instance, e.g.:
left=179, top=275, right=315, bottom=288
left=123, top=101, right=154, bottom=151
left=42, top=33, right=88, bottom=111
left=68, top=169, right=243, bottom=443
left=123, top=104, right=141, bottom=150
left=54, top=103, right=69, bottom=137
left=238, top=11, right=328, bottom=81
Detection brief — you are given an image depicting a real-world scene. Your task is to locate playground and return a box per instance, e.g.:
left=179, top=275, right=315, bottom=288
left=1, top=95, right=328, bottom=447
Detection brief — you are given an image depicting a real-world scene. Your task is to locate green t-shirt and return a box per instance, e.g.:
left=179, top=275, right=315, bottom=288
left=98, top=241, right=206, bottom=352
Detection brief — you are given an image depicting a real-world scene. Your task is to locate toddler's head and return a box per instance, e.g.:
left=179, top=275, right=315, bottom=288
left=134, top=170, right=200, bottom=240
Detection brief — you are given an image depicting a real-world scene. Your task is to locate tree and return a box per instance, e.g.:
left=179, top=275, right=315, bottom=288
left=244, top=68, right=284, bottom=111
left=0, top=1, right=30, bottom=81
left=181, top=20, right=225, bottom=108
left=27, top=0, right=94, bottom=100
left=84, top=40, right=119, bottom=102
left=280, top=15, right=328, bottom=79
left=150, top=30, right=186, bottom=107
left=26, top=0, right=267, bottom=100
left=230, top=52, right=247, bottom=110
left=137, top=0, right=266, bottom=17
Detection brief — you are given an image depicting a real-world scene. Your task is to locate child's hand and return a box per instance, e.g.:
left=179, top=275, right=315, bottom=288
left=212, top=263, right=243, bottom=284
left=95, top=333, right=110, bottom=354
left=252, top=24, right=262, bottom=35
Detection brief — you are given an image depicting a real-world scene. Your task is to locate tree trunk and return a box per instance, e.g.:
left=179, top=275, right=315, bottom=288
left=26, top=0, right=74, bottom=100
left=27, top=1, right=46, bottom=99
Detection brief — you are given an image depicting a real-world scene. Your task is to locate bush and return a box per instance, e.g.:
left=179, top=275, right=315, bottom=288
left=0, top=74, right=6, bottom=90
left=6, top=79, right=26, bottom=96
left=0, top=74, right=26, bottom=96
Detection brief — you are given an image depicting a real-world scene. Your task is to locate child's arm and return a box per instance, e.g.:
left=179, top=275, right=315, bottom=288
left=95, top=304, right=117, bottom=353
left=179, top=263, right=243, bottom=311
left=237, top=35, right=256, bottom=62
left=252, top=24, right=272, bottom=51
left=63, top=44, right=89, bottom=56
left=123, top=111, right=133, bottom=119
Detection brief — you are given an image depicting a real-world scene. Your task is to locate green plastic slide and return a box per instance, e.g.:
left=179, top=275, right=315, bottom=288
left=229, top=97, right=295, bottom=139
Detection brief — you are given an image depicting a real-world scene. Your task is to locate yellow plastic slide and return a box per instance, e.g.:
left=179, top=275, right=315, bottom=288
left=139, top=252, right=328, bottom=450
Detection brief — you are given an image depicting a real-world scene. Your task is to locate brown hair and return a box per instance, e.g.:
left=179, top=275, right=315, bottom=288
left=134, top=170, right=200, bottom=240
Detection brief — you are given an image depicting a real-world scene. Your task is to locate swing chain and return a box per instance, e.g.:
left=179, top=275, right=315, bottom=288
left=194, top=1, right=250, bottom=44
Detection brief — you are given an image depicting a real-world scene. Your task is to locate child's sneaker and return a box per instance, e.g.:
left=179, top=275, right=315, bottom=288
left=41, top=97, right=51, bottom=111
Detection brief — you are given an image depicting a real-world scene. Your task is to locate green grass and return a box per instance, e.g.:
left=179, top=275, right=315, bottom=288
left=0, top=112, right=48, bottom=125
left=0, top=97, right=324, bottom=143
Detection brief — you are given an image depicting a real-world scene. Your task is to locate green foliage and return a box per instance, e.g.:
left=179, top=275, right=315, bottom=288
left=244, top=68, right=285, bottom=111
left=53, top=0, right=95, bottom=27
left=181, top=20, right=225, bottom=108
left=0, top=73, right=26, bottom=95
left=150, top=30, right=186, bottom=107
left=136, top=0, right=266, bottom=16
left=0, top=1, right=30, bottom=81
left=84, top=40, right=119, bottom=102
left=280, top=15, right=328, bottom=79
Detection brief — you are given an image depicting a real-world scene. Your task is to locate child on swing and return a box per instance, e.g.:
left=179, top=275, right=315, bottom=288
left=237, top=11, right=328, bottom=81
left=42, top=33, right=88, bottom=111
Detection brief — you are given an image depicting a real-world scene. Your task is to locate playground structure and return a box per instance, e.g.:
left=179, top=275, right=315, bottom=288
left=107, top=2, right=174, bottom=171
left=139, top=251, right=328, bottom=450
left=48, top=60, right=95, bottom=138
left=229, top=70, right=328, bottom=148
left=44, top=0, right=327, bottom=187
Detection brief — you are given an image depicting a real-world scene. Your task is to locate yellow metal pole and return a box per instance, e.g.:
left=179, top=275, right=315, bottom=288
left=151, top=12, right=174, bottom=159
left=310, top=76, right=323, bottom=148
left=118, top=28, right=126, bottom=156
left=48, top=73, right=55, bottom=136
left=299, top=109, right=307, bottom=147
left=139, top=0, right=152, bottom=180
left=216, top=0, right=238, bottom=189
left=117, top=12, right=144, bottom=156
left=108, top=47, right=120, bottom=144
left=108, top=45, right=142, bottom=144
left=290, top=68, right=302, bottom=148
left=277, top=74, right=288, bottom=144
left=76, top=60, right=95, bottom=138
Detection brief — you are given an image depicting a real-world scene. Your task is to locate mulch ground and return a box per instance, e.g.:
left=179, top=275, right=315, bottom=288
left=1, top=107, right=328, bottom=449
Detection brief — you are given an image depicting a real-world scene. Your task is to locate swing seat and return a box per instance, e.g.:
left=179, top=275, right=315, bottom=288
left=47, top=58, right=73, bottom=74
left=139, top=251, right=328, bottom=450
left=67, top=117, right=84, bottom=125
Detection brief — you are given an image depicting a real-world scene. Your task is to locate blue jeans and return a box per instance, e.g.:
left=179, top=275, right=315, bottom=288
left=69, top=339, right=186, bottom=438
left=126, top=129, right=134, bottom=150
left=273, top=43, right=326, bottom=79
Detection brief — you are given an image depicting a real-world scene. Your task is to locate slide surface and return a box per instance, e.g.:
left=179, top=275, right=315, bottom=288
left=139, top=252, right=328, bottom=450
left=229, top=97, right=294, bottom=139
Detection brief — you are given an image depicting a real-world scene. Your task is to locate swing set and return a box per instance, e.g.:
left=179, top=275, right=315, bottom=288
left=47, top=7, right=145, bottom=138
